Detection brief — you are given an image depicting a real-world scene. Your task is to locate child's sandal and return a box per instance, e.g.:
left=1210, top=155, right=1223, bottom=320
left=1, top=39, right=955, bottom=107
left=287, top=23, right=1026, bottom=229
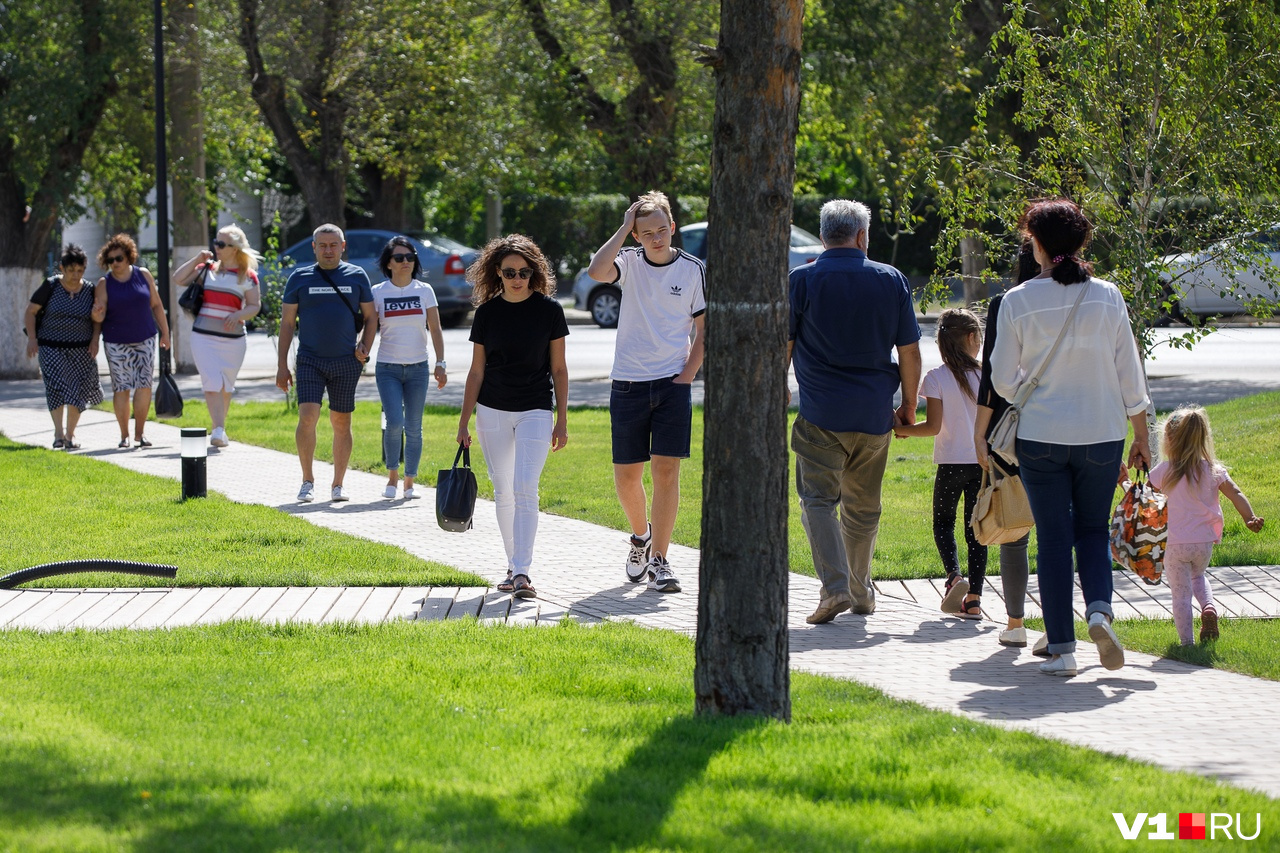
left=958, top=598, right=982, bottom=620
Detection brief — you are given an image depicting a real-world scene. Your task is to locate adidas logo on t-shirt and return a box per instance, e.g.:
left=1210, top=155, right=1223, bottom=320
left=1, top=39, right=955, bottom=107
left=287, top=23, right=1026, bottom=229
left=669, top=285, right=683, bottom=296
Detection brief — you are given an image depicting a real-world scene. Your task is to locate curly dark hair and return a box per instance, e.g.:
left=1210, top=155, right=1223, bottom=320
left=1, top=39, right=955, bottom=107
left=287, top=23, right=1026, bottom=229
left=1018, top=198, right=1094, bottom=285
left=378, top=235, right=423, bottom=280
left=466, top=234, right=556, bottom=305
left=60, top=244, right=88, bottom=268
left=97, top=233, right=138, bottom=268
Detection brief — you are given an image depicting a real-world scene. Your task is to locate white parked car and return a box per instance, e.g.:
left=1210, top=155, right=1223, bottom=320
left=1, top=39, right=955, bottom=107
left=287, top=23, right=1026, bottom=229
left=573, top=221, right=823, bottom=328
left=1158, top=227, right=1280, bottom=324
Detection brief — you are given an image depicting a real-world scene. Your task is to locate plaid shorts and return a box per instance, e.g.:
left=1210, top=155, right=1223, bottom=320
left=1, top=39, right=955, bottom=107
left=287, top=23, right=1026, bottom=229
left=295, top=353, right=363, bottom=413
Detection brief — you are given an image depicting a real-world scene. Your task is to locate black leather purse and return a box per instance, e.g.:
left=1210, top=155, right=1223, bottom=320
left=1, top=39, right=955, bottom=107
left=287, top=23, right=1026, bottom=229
left=436, top=444, right=478, bottom=532
left=178, top=264, right=209, bottom=316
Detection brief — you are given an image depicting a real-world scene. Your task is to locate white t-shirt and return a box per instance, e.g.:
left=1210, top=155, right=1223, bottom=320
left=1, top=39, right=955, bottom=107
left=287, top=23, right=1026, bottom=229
left=919, top=364, right=980, bottom=464
left=609, top=246, right=706, bottom=381
left=372, top=280, right=438, bottom=364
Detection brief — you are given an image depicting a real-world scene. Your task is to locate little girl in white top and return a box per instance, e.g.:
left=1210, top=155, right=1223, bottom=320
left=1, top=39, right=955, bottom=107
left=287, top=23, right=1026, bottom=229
left=1149, top=406, right=1264, bottom=645
left=895, top=308, right=986, bottom=619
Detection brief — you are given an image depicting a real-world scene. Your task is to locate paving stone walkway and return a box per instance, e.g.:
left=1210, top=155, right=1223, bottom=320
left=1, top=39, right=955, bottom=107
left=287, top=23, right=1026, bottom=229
left=3, top=405, right=1279, bottom=800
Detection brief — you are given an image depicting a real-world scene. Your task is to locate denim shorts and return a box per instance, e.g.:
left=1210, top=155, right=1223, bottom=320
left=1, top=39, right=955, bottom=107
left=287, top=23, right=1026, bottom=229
left=295, top=353, right=363, bottom=413
left=610, top=376, right=692, bottom=464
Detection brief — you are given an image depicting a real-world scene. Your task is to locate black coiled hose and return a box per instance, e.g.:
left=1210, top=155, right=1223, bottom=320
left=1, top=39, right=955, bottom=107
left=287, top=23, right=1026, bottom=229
left=0, top=560, right=178, bottom=589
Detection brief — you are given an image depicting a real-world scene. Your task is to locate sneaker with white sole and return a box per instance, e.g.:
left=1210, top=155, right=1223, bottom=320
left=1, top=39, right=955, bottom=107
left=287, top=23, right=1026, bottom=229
left=383, top=484, right=397, bottom=499
left=646, top=556, right=681, bottom=593
left=625, top=525, right=653, bottom=583
left=1039, top=653, right=1077, bottom=676
left=297, top=481, right=315, bottom=503
left=210, top=427, right=229, bottom=447
left=1088, top=612, right=1125, bottom=670
left=331, top=485, right=350, bottom=503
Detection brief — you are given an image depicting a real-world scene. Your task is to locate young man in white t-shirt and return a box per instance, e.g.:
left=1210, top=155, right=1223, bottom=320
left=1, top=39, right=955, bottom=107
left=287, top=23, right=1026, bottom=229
left=587, top=191, right=706, bottom=593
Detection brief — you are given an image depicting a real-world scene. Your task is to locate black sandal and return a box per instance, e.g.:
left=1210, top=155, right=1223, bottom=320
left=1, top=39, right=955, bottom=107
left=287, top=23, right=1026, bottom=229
left=958, top=598, right=983, bottom=620
left=52, top=438, right=65, bottom=449
left=135, top=436, right=153, bottom=448
left=496, top=571, right=515, bottom=593
left=512, top=575, right=536, bottom=600
left=118, top=437, right=130, bottom=448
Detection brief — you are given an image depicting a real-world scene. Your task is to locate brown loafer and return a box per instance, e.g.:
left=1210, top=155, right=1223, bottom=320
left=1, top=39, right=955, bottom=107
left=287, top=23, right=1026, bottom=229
left=806, top=592, right=851, bottom=625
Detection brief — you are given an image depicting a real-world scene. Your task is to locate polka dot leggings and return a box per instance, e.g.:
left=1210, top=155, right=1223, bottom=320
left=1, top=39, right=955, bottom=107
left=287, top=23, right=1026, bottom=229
left=934, top=463, right=988, bottom=594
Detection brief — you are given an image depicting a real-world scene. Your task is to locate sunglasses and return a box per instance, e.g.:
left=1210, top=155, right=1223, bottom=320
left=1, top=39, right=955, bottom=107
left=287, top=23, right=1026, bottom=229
left=500, top=267, right=533, bottom=280
left=390, top=253, right=416, bottom=263
left=106, top=254, right=125, bottom=264
left=213, top=239, right=230, bottom=249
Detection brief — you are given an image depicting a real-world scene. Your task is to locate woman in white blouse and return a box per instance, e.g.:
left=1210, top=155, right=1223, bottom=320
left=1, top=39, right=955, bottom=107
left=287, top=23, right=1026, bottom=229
left=991, top=198, right=1150, bottom=677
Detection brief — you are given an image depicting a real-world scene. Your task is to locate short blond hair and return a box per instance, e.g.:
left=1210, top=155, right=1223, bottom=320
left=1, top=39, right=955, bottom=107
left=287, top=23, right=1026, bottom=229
left=633, top=191, right=674, bottom=227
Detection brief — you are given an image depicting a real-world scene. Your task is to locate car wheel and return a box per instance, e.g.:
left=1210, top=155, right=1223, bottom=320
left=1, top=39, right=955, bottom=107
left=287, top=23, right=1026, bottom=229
left=589, top=286, right=622, bottom=328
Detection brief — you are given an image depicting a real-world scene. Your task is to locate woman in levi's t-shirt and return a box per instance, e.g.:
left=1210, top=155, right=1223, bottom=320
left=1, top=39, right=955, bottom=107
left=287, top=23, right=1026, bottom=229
left=895, top=308, right=987, bottom=620
left=1150, top=406, right=1265, bottom=645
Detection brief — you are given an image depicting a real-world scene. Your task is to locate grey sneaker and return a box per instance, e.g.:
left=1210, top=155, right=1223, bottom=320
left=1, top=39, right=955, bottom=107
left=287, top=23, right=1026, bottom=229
left=297, top=481, right=315, bottom=503
left=625, top=526, right=652, bottom=583
left=331, top=485, right=350, bottom=503
left=646, top=556, right=681, bottom=593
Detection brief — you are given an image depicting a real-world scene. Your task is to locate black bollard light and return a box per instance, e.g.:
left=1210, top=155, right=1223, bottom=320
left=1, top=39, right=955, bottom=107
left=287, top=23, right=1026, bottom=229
left=180, top=427, right=207, bottom=499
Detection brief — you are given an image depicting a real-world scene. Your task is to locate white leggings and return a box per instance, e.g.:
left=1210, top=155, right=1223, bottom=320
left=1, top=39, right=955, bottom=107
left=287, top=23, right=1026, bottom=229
left=475, top=404, right=552, bottom=577
left=1165, top=542, right=1216, bottom=645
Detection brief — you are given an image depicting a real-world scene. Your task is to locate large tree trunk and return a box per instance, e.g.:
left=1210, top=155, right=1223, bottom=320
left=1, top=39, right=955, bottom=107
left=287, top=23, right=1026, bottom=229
left=169, top=0, right=208, bottom=373
left=694, top=0, right=803, bottom=721
left=960, top=234, right=987, bottom=306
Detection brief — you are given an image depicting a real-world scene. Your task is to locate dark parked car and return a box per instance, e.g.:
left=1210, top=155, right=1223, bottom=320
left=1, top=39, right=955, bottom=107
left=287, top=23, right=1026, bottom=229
left=572, top=221, right=823, bottom=328
left=279, top=229, right=479, bottom=327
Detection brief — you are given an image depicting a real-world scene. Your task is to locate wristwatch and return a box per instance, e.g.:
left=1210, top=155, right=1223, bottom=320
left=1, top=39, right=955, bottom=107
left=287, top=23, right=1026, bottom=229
left=435, top=361, right=447, bottom=369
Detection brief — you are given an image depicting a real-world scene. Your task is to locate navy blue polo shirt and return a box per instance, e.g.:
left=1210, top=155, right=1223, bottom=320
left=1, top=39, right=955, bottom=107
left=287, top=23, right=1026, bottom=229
left=788, top=248, right=921, bottom=434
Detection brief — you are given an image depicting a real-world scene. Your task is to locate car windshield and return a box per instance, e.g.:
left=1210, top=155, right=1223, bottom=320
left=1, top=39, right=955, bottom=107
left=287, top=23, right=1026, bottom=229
left=790, top=226, right=821, bottom=248
left=409, top=231, right=471, bottom=254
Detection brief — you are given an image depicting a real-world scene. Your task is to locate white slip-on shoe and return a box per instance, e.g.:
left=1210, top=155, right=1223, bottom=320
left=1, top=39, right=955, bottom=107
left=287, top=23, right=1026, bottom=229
left=331, top=486, right=350, bottom=503
left=1039, top=653, right=1077, bottom=676
left=383, top=485, right=398, bottom=499
left=403, top=486, right=419, bottom=499
left=1031, top=633, right=1050, bottom=657
left=1088, top=612, right=1125, bottom=671
left=210, top=427, right=229, bottom=447
left=999, top=626, right=1027, bottom=648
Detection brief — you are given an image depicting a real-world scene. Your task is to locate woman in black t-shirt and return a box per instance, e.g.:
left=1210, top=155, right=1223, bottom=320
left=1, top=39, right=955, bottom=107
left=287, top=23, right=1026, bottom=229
left=24, top=244, right=105, bottom=449
left=457, top=235, right=569, bottom=600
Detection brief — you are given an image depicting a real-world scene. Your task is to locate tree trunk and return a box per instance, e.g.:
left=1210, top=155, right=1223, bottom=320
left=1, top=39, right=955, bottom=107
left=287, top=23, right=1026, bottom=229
left=359, top=164, right=406, bottom=231
left=961, top=234, right=987, bottom=306
left=169, top=0, right=208, bottom=373
left=695, top=0, right=802, bottom=721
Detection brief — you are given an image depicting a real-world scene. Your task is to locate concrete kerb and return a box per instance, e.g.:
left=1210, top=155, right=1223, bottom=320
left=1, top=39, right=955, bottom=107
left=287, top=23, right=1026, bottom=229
left=2, top=403, right=1280, bottom=799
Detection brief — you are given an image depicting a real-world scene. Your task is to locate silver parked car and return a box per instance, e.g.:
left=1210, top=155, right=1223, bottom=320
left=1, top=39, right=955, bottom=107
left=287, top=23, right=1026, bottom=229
left=573, top=221, right=824, bottom=328
left=279, top=229, right=479, bottom=327
left=1158, top=226, right=1280, bottom=324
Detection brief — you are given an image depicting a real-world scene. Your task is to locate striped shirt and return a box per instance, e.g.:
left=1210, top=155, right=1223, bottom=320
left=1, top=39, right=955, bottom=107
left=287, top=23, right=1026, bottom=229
left=193, top=266, right=259, bottom=338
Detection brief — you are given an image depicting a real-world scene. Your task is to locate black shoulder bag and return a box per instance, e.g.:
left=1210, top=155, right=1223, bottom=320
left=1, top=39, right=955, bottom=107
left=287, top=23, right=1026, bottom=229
left=178, top=264, right=209, bottom=316
left=315, top=266, right=364, bottom=336
left=436, top=444, right=478, bottom=532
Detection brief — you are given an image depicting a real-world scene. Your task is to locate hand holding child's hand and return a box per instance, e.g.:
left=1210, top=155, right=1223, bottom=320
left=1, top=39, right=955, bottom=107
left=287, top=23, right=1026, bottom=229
left=1246, top=516, right=1265, bottom=533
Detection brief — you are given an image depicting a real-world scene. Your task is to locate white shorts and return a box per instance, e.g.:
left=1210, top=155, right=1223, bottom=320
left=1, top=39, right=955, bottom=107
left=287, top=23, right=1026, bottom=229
left=189, top=331, right=247, bottom=393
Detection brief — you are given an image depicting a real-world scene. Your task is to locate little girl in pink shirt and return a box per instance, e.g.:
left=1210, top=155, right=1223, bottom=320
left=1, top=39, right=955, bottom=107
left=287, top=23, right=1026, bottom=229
left=1149, top=407, right=1265, bottom=645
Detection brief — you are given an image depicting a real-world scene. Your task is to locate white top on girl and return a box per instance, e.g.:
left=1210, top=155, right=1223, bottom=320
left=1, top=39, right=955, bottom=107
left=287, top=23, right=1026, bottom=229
left=1149, top=460, right=1230, bottom=544
left=372, top=279, right=438, bottom=364
left=919, top=364, right=980, bottom=464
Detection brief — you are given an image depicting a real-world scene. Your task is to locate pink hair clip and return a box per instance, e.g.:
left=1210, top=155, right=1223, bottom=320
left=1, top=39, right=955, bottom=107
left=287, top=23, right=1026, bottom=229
left=1052, top=254, right=1067, bottom=264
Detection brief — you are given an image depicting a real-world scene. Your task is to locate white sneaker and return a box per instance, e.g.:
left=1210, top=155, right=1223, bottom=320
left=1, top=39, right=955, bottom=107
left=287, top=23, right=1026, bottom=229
left=998, top=626, right=1027, bottom=648
left=331, top=486, right=350, bottom=503
left=1088, top=612, right=1125, bottom=671
left=297, top=481, right=315, bottom=503
left=625, top=525, right=652, bottom=583
left=1039, top=653, right=1077, bottom=676
left=210, top=427, right=229, bottom=447
left=403, top=486, right=419, bottom=499
left=646, top=556, right=681, bottom=593
left=383, top=484, right=397, bottom=499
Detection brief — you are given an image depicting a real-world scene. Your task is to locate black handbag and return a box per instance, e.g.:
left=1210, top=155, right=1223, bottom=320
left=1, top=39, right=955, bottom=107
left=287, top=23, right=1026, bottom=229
left=178, top=264, right=209, bottom=316
left=436, top=444, right=478, bottom=532
left=154, top=347, right=184, bottom=419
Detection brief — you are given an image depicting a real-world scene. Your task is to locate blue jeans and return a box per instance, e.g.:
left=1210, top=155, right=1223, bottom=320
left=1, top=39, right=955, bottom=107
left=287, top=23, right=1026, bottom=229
left=1017, top=438, right=1124, bottom=655
left=375, top=361, right=430, bottom=477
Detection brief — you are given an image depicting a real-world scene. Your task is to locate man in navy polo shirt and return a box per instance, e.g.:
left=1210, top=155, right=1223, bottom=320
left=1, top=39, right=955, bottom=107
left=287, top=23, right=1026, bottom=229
left=276, top=224, right=377, bottom=503
left=788, top=200, right=922, bottom=624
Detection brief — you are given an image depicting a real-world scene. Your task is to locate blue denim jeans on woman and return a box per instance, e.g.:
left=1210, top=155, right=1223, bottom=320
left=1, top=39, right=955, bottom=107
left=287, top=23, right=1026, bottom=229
left=375, top=360, right=430, bottom=477
left=1016, top=437, right=1125, bottom=655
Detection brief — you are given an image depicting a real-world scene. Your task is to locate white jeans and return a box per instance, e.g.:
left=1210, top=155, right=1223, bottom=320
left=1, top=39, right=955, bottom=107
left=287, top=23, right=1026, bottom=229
left=475, top=404, right=552, bottom=577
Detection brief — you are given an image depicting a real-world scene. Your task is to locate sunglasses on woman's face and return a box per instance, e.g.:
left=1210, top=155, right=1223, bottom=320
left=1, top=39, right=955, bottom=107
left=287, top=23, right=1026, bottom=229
left=500, top=267, right=533, bottom=280
left=390, top=253, right=416, bottom=263
left=213, top=239, right=230, bottom=249
left=107, top=254, right=125, bottom=264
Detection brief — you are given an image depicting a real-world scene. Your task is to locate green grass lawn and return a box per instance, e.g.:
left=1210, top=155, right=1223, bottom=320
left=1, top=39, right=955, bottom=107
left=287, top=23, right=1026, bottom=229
left=0, top=437, right=483, bottom=589
left=170, top=391, right=1280, bottom=579
left=1028, top=616, right=1280, bottom=681
left=2, top=620, right=1274, bottom=852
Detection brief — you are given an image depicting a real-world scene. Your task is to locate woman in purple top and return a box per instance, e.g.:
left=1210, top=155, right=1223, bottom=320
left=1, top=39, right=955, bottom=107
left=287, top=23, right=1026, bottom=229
left=93, top=233, right=171, bottom=448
